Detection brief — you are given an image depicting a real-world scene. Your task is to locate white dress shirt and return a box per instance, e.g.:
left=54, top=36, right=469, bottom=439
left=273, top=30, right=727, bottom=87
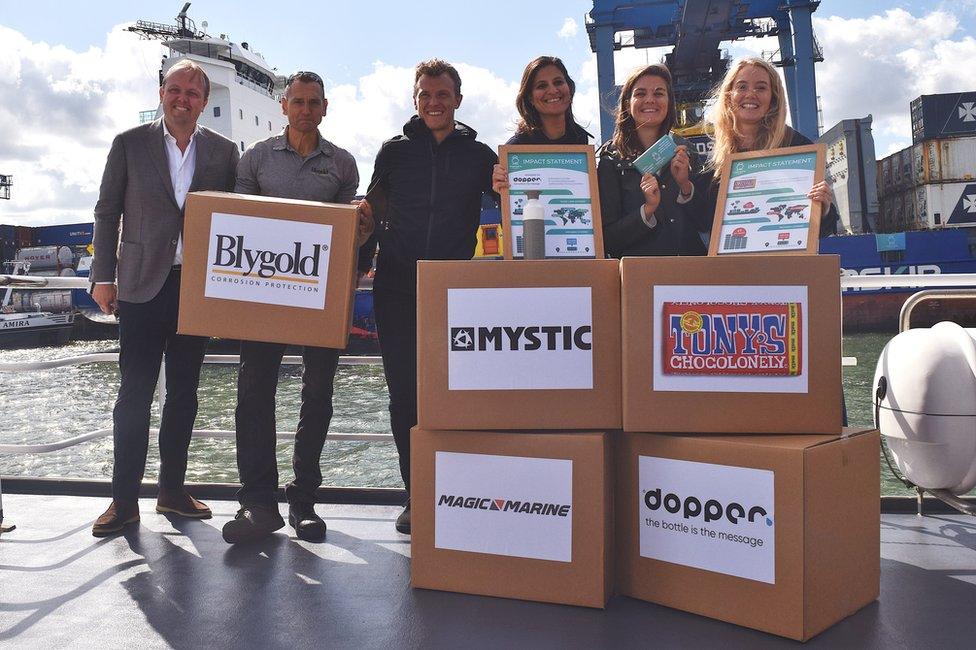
left=162, top=120, right=198, bottom=266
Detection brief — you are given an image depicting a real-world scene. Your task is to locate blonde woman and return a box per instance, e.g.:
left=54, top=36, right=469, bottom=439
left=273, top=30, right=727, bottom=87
left=690, top=57, right=837, bottom=237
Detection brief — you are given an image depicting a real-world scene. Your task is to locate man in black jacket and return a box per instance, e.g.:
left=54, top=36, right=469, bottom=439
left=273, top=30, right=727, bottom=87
left=359, top=59, right=497, bottom=534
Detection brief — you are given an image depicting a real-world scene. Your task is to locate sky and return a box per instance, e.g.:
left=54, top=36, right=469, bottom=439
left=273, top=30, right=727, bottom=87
left=1, top=0, right=975, bottom=226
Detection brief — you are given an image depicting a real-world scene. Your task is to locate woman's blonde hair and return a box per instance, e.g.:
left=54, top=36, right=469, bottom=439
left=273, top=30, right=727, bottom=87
left=707, top=57, right=789, bottom=177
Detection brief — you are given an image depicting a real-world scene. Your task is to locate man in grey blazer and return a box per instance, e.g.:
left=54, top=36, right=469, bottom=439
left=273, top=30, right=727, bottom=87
left=90, top=59, right=239, bottom=537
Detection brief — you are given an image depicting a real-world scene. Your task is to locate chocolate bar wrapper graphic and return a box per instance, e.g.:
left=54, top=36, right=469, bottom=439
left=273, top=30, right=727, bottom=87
left=662, top=301, right=802, bottom=376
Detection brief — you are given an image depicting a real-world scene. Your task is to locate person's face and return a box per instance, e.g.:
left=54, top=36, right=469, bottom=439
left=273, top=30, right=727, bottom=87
left=628, top=74, right=669, bottom=129
left=281, top=80, right=327, bottom=134
left=730, top=65, right=773, bottom=126
left=530, top=65, right=572, bottom=118
left=159, top=68, right=207, bottom=129
left=414, top=73, right=461, bottom=135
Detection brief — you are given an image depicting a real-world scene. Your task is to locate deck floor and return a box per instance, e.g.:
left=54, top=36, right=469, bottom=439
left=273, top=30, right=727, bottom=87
left=1, top=495, right=975, bottom=648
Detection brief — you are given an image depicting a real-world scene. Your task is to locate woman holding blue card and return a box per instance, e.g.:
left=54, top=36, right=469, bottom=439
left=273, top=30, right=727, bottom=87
left=597, top=64, right=705, bottom=257
left=691, top=57, right=838, bottom=239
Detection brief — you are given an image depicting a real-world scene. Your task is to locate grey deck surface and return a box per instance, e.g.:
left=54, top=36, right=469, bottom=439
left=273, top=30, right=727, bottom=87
left=1, top=495, right=974, bottom=649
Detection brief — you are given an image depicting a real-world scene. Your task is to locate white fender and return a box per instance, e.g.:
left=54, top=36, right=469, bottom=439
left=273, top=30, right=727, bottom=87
left=874, top=322, right=976, bottom=494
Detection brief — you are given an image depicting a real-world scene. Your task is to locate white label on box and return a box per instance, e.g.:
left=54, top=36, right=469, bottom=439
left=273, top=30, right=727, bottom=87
left=204, top=212, right=333, bottom=310
left=434, top=451, right=573, bottom=562
left=638, top=456, right=775, bottom=583
left=652, top=284, right=809, bottom=393
left=447, top=287, right=593, bottom=390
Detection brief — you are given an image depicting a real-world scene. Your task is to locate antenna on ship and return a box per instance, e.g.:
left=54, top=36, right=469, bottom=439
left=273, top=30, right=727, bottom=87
left=0, top=174, right=11, bottom=201
left=127, top=2, right=207, bottom=40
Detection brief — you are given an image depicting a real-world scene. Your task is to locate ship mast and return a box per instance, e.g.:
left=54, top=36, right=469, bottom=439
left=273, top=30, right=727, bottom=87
left=127, top=2, right=207, bottom=41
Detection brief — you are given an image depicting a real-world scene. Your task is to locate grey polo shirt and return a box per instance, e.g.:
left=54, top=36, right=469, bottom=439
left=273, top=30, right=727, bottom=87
left=235, top=130, right=359, bottom=203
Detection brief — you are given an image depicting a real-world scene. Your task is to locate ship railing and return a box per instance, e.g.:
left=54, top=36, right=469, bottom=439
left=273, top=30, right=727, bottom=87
left=7, top=271, right=976, bottom=291
left=235, top=73, right=274, bottom=98
left=0, top=353, right=392, bottom=454
left=5, top=271, right=976, bottom=512
left=0, top=353, right=394, bottom=523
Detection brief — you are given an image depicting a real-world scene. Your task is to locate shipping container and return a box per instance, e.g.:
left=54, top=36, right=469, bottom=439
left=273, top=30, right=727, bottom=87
left=33, top=222, right=95, bottom=247
left=878, top=145, right=914, bottom=196
left=880, top=188, right=918, bottom=233
left=819, top=116, right=880, bottom=234
left=916, top=181, right=976, bottom=228
left=15, top=226, right=34, bottom=247
left=911, top=136, right=976, bottom=185
left=0, top=224, right=16, bottom=245
left=911, top=92, right=976, bottom=144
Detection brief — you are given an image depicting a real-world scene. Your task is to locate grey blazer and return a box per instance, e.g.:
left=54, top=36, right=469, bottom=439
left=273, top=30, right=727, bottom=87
left=91, top=119, right=239, bottom=303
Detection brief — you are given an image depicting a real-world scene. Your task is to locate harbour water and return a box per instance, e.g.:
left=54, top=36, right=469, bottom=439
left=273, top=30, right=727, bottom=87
left=0, top=333, right=911, bottom=494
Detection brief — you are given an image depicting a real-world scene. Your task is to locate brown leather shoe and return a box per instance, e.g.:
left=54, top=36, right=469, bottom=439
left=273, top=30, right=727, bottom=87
left=92, top=500, right=139, bottom=537
left=156, top=490, right=212, bottom=519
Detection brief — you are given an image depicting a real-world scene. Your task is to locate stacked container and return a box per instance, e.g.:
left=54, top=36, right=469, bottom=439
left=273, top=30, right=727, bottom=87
left=410, top=258, right=619, bottom=608
left=614, top=254, right=880, bottom=641
left=878, top=92, right=976, bottom=231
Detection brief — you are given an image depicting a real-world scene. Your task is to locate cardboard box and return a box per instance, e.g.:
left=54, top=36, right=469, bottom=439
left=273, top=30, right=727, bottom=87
left=615, top=428, right=880, bottom=641
left=621, top=255, right=842, bottom=433
left=417, top=259, right=621, bottom=430
left=178, top=191, right=359, bottom=348
left=411, top=427, right=613, bottom=609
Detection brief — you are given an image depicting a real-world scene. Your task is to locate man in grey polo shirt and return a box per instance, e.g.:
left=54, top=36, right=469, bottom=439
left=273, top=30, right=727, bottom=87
left=222, top=71, right=372, bottom=544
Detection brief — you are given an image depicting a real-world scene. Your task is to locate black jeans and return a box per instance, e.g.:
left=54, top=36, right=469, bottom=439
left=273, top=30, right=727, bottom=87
left=234, top=341, right=340, bottom=507
left=373, top=284, right=417, bottom=492
left=113, top=269, right=208, bottom=502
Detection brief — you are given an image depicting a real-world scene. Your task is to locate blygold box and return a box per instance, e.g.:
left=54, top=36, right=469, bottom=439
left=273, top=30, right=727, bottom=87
left=178, top=191, right=359, bottom=348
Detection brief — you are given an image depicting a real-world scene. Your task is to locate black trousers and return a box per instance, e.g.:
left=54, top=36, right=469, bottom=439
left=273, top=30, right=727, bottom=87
left=235, top=341, right=340, bottom=507
left=373, top=285, right=417, bottom=492
left=112, top=269, right=208, bottom=502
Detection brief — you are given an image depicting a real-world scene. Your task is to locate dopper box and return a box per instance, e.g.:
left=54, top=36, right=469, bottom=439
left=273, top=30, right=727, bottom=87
left=178, top=191, right=359, bottom=348
left=621, top=254, right=842, bottom=433
left=616, top=428, right=880, bottom=641
left=411, top=427, right=613, bottom=608
left=417, top=259, right=621, bottom=430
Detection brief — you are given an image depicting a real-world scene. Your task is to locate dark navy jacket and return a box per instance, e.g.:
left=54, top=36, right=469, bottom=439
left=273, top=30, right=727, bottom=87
left=361, top=116, right=497, bottom=292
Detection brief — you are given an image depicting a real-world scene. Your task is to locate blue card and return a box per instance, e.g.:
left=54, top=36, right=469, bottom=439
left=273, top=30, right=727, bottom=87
left=633, top=134, right=678, bottom=176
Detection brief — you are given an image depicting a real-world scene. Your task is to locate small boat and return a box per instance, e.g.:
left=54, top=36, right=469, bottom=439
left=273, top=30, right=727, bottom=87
left=0, top=310, right=74, bottom=348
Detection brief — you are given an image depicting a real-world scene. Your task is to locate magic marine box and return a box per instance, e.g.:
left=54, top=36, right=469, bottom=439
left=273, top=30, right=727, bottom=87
left=416, top=259, right=622, bottom=430
left=620, top=254, right=843, bottom=434
left=410, top=427, right=613, bottom=608
left=177, top=191, right=360, bottom=348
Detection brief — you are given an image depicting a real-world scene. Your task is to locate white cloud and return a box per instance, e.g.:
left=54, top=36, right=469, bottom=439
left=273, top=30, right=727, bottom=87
left=558, top=17, right=579, bottom=40
left=322, top=62, right=519, bottom=187
left=813, top=9, right=974, bottom=151
left=4, top=7, right=973, bottom=227
left=0, top=24, right=162, bottom=226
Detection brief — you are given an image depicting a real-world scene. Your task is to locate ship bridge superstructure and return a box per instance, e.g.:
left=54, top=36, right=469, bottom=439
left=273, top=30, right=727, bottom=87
left=128, top=2, right=287, bottom=152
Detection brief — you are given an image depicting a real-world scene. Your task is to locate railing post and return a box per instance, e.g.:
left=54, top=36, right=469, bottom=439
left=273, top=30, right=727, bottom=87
left=0, top=475, right=15, bottom=534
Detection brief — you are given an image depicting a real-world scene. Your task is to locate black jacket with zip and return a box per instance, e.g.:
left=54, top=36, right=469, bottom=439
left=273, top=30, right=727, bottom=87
left=361, top=116, right=497, bottom=292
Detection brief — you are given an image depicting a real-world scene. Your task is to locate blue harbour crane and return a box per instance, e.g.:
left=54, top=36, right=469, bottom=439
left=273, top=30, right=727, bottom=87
left=587, top=0, right=824, bottom=143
